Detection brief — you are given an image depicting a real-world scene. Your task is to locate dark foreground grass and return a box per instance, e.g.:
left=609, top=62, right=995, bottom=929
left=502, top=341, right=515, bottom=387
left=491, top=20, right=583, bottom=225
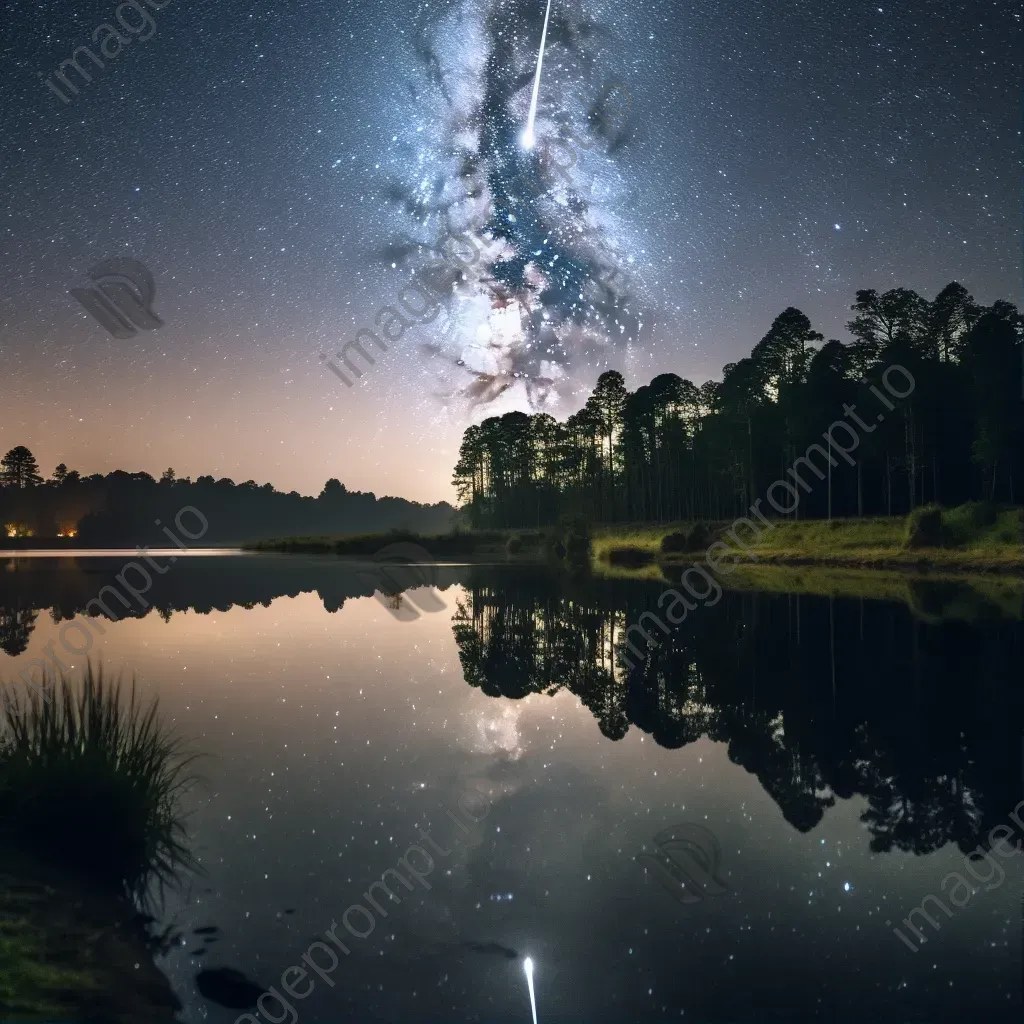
left=0, top=666, right=196, bottom=1019
left=0, top=858, right=184, bottom=1022
left=0, top=664, right=197, bottom=902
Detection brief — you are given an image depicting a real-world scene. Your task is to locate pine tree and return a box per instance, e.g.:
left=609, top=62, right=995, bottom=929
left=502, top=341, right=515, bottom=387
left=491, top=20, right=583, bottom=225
left=1, top=447, right=43, bottom=488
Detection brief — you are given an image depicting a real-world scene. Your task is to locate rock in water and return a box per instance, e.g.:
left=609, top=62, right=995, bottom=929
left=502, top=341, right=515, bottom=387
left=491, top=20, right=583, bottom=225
left=196, top=966, right=268, bottom=1010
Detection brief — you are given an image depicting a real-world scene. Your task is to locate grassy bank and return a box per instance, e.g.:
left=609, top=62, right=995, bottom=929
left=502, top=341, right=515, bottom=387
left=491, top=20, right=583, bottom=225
left=245, top=504, right=1024, bottom=578
left=593, top=504, right=1024, bottom=574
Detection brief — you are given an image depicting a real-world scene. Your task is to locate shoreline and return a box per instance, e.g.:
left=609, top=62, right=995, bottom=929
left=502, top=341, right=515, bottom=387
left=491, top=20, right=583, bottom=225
left=243, top=523, right=1024, bottom=578
left=624, top=548, right=1024, bottom=575
left=592, top=508, right=1024, bottom=577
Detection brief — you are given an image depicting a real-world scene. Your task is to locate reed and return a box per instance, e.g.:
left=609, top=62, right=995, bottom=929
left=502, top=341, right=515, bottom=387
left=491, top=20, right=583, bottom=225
left=0, top=663, right=197, bottom=902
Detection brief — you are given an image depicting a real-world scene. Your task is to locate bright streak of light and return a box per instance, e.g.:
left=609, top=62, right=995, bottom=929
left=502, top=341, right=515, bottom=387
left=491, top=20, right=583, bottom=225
left=522, top=0, right=553, bottom=149
left=523, top=956, right=539, bottom=1024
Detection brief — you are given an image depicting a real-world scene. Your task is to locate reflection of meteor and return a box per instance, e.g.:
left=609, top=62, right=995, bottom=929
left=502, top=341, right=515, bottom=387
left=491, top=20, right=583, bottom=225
left=522, top=0, right=553, bottom=149
left=523, top=956, right=539, bottom=1024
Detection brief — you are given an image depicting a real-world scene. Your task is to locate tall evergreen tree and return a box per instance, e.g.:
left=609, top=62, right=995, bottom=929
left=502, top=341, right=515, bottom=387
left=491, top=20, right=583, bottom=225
left=1, top=446, right=42, bottom=489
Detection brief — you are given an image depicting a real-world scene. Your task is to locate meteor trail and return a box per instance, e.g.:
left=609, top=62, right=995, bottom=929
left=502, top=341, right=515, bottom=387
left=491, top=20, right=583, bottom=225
left=523, top=956, right=539, bottom=1024
left=522, top=0, right=553, bottom=149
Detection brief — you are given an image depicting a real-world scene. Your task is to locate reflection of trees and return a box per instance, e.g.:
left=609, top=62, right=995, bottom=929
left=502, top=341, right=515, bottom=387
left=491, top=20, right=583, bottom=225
left=0, top=603, right=37, bottom=655
left=0, top=560, right=468, bottom=630
left=452, top=575, right=625, bottom=710
left=452, top=570, right=1024, bottom=856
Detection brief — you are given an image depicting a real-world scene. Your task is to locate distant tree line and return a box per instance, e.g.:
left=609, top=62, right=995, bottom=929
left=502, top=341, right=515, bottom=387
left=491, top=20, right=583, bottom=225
left=453, top=283, right=1024, bottom=527
left=0, top=454, right=454, bottom=544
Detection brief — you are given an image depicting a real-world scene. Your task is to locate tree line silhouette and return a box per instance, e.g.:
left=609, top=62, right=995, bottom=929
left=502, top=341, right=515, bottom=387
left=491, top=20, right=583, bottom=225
left=0, top=452, right=454, bottom=544
left=453, top=284, right=1024, bottom=527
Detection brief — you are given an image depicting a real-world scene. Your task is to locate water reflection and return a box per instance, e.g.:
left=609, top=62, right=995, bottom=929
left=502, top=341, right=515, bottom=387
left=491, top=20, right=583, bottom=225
left=0, top=601, right=36, bottom=656
left=3, top=555, right=1022, bottom=858
left=0, top=554, right=1020, bottom=1022
left=453, top=566, right=1024, bottom=855
left=0, top=552, right=467, bottom=624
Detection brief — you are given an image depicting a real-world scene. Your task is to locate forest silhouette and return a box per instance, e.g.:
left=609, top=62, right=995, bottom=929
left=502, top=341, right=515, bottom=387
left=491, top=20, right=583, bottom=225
left=453, top=285, right=1023, bottom=526
left=0, top=456, right=454, bottom=545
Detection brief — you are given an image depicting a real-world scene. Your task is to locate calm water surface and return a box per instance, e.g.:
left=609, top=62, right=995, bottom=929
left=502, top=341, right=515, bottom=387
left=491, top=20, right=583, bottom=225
left=1, top=553, right=1022, bottom=1022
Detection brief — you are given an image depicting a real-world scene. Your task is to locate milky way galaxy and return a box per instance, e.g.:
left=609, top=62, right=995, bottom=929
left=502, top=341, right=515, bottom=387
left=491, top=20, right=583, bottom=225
left=382, top=0, right=650, bottom=413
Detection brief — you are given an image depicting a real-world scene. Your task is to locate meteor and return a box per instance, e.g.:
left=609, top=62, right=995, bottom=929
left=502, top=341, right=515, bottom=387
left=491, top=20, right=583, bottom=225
left=523, top=956, right=539, bottom=1024
left=522, top=0, right=553, bottom=149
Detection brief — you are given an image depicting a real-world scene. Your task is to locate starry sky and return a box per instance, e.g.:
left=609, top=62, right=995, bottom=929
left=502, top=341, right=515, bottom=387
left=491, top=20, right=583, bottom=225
left=0, top=0, right=1019, bottom=503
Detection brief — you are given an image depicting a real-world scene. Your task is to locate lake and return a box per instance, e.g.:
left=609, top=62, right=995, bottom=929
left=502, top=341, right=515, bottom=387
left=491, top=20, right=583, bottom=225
left=0, top=552, right=1021, bottom=1022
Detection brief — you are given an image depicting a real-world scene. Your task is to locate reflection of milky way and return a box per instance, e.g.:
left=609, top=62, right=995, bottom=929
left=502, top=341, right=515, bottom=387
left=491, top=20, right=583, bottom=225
left=384, top=0, right=649, bottom=413
left=470, top=703, right=524, bottom=758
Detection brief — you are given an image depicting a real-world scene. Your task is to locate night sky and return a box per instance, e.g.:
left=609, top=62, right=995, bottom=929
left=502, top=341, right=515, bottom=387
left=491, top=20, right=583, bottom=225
left=0, top=0, right=1019, bottom=503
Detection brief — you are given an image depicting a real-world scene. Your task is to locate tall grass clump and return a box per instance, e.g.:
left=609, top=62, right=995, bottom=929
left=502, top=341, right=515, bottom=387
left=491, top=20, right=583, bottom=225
left=903, top=504, right=945, bottom=549
left=941, top=501, right=996, bottom=545
left=1010, top=508, right=1024, bottom=546
left=685, top=522, right=716, bottom=552
left=0, top=664, right=197, bottom=902
left=545, top=516, right=592, bottom=569
left=903, top=502, right=1024, bottom=552
left=659, top=531, right=689, bottom=554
